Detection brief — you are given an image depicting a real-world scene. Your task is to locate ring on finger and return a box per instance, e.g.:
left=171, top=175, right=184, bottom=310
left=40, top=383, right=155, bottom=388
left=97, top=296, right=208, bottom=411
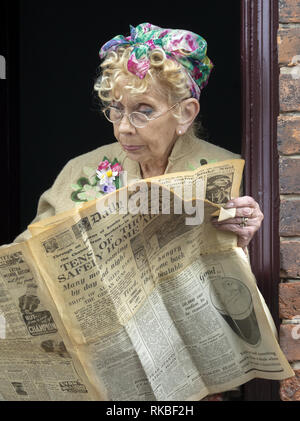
left=239, top=217, right=249, bottom=228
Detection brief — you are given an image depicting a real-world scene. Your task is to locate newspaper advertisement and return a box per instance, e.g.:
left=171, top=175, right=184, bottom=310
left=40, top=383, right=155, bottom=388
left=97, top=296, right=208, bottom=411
left=0, top=159, right=294, bottom=400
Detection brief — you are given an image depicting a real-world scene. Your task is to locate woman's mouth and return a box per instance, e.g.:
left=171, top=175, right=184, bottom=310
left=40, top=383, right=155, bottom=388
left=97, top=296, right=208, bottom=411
left=123, top=145, right=144, bottom=152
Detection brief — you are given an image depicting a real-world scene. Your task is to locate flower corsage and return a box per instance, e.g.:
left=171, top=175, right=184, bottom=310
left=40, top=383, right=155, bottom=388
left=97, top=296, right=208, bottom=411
left=71, top=157, right=123, bottom=203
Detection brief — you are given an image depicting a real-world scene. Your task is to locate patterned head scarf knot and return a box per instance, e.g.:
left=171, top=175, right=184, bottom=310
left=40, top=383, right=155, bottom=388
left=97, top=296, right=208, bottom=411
left=99, top=23, right=214, bottom=100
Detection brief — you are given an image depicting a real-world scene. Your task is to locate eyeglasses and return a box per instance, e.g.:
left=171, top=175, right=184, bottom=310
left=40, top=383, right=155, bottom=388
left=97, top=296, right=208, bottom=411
left=102, top=102, right=179, bottom=128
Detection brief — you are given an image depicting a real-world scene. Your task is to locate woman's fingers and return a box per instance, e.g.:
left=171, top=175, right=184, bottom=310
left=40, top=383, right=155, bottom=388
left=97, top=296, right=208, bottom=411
left=211, top=196, right=264, bottom=248
left=224, top=196, right=260, bottom=210
left=234, top=207, right=254, bottom=217
left=212, top=215, right=257, bottom=226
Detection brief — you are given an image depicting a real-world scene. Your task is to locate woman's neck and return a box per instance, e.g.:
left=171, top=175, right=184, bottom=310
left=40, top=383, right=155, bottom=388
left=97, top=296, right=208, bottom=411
left=139, top=140, right=178, bottom=179
left=140, top=160, right=168, bottom=179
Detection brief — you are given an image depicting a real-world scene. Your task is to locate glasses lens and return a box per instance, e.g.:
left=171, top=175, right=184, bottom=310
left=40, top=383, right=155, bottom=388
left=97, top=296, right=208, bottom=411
left=104, top=107, right=122, bottom=122
left=130, top=112, right=148, bottom=128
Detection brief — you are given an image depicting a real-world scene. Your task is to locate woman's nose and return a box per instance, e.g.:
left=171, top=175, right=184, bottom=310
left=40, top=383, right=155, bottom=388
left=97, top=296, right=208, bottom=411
left=118, top=113, right=135, bottom=133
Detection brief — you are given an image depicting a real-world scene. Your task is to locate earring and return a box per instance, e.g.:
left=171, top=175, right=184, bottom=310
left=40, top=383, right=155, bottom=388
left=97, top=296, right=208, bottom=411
left=178, top=130, right=182, bottom=135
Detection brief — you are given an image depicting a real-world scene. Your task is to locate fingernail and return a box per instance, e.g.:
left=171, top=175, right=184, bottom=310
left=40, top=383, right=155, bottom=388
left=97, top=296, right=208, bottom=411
left=225, top=201, right=234, bottom=208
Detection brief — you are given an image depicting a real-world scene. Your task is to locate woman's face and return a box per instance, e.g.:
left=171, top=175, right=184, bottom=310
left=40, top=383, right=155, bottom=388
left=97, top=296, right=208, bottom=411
left=111, top=85, right=179, bottom=166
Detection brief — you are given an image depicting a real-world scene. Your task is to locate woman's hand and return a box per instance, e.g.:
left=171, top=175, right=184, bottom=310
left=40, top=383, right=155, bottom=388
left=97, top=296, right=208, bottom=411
left=211, top=196, right=264, bottom=249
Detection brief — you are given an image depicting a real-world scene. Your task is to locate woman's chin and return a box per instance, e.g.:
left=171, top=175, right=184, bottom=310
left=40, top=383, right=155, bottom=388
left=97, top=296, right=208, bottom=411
left=124, top=148, right=145, bottom=159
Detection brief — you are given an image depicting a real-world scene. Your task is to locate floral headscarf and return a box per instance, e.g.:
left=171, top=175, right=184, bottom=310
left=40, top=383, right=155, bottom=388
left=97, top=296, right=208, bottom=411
left=99, top=23, right=214, bottom=99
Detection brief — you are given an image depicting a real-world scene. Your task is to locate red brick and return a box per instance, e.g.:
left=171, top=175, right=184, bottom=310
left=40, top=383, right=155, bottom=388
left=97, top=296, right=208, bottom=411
left=280, top=324, right=300, bottom=361
left=278, top=27, right=300, bottom=64
left=279, top=282, right=300, bottom=317
left=279, top=158, right=300, bottom=193
left=280, top=369, right=300, bottom=401
left=280, top=242, right=300, bottom=278
left=278, top=115, right=300, bottom=155
left=280, top=73, right=300, bottom=112
left=279, top=0, right=300, bottom=22
left=280, top=200, right=300, bottom=236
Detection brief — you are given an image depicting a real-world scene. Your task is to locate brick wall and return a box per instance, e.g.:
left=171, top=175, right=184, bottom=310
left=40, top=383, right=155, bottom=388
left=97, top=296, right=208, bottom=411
left=278, top=0, right=300, bottom=401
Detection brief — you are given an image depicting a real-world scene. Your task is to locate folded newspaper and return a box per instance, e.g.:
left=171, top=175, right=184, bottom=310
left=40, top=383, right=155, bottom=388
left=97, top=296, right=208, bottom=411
left=0, top=159, right=294, bottom=401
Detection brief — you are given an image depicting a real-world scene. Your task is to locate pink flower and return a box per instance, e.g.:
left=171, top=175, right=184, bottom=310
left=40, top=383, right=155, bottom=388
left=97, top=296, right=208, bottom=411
left=97, top=160, right=110, bottom=171
left=95, top=158, right=122, bottom=195
left=128, top=56, right=150, bottom=79
left=145, top=39, right=156, bottom=50
left=111, top=163, right=123, bottom=175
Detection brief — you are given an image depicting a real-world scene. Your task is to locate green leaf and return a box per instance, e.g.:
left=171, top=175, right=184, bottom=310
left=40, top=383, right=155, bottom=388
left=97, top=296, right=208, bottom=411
left=78, top=192, right=88, bottom=200
left=76, top=177, right=90, bottom=188
left=102, top=156, right=110, bottom=162
left=111, top=157, right=118, bottom=166
left=89, top=175, right=98, bottom=186
left=71, top=191, right=86, bottom=203
left=115, top=177, right=120, bottom=190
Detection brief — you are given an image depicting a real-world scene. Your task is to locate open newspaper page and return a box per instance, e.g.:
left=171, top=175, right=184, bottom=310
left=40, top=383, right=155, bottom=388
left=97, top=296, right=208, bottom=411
left=0, top=242, right=98, bottom=400
left=0, top=159, right=294, bottom=400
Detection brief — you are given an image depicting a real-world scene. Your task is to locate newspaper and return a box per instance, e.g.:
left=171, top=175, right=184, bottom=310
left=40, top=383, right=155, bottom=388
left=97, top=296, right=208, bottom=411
left=0, top=159, right=294, bottom=401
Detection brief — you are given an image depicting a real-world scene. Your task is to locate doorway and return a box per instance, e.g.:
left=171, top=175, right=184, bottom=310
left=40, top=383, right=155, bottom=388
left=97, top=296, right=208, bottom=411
left=0, top=0, right=280, bottom=401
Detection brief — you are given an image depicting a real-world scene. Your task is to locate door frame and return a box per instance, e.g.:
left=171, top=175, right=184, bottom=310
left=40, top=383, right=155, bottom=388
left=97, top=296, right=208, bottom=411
left=241, top=0, right=280, bottom=401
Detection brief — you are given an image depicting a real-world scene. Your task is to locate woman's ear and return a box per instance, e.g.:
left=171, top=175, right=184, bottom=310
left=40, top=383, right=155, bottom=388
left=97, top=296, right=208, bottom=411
left=177, top=98, right=200, bottom=135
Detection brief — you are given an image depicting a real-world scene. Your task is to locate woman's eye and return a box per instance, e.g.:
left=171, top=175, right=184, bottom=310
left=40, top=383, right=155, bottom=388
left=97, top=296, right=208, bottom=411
left=139, top=108, right=153, bottom=115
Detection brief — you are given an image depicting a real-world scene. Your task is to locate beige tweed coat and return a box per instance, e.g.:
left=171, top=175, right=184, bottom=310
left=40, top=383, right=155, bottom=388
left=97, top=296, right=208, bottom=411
left=14, top=136, right=240, bottom=243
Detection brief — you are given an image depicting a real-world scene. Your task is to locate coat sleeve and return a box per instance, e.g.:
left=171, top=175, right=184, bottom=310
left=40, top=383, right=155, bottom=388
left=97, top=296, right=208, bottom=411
left=9, top=142, right=119, bottom=245
left=12, top=158, right=75, bottom=244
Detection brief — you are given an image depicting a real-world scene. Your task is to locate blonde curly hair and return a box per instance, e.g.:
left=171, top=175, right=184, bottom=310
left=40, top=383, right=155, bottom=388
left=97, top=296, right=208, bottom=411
left=94, top=46, right=205, bottom=139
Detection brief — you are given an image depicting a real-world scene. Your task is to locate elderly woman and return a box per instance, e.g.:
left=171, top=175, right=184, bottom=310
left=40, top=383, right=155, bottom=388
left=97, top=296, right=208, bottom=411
left=9, top=22, right=265, bottom=402
left=14, top=22, right=263, bottom=246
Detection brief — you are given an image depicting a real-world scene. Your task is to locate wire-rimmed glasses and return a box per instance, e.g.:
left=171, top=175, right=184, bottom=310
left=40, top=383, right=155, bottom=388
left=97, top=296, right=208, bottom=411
left=102, top=102, right=179, bottom=128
